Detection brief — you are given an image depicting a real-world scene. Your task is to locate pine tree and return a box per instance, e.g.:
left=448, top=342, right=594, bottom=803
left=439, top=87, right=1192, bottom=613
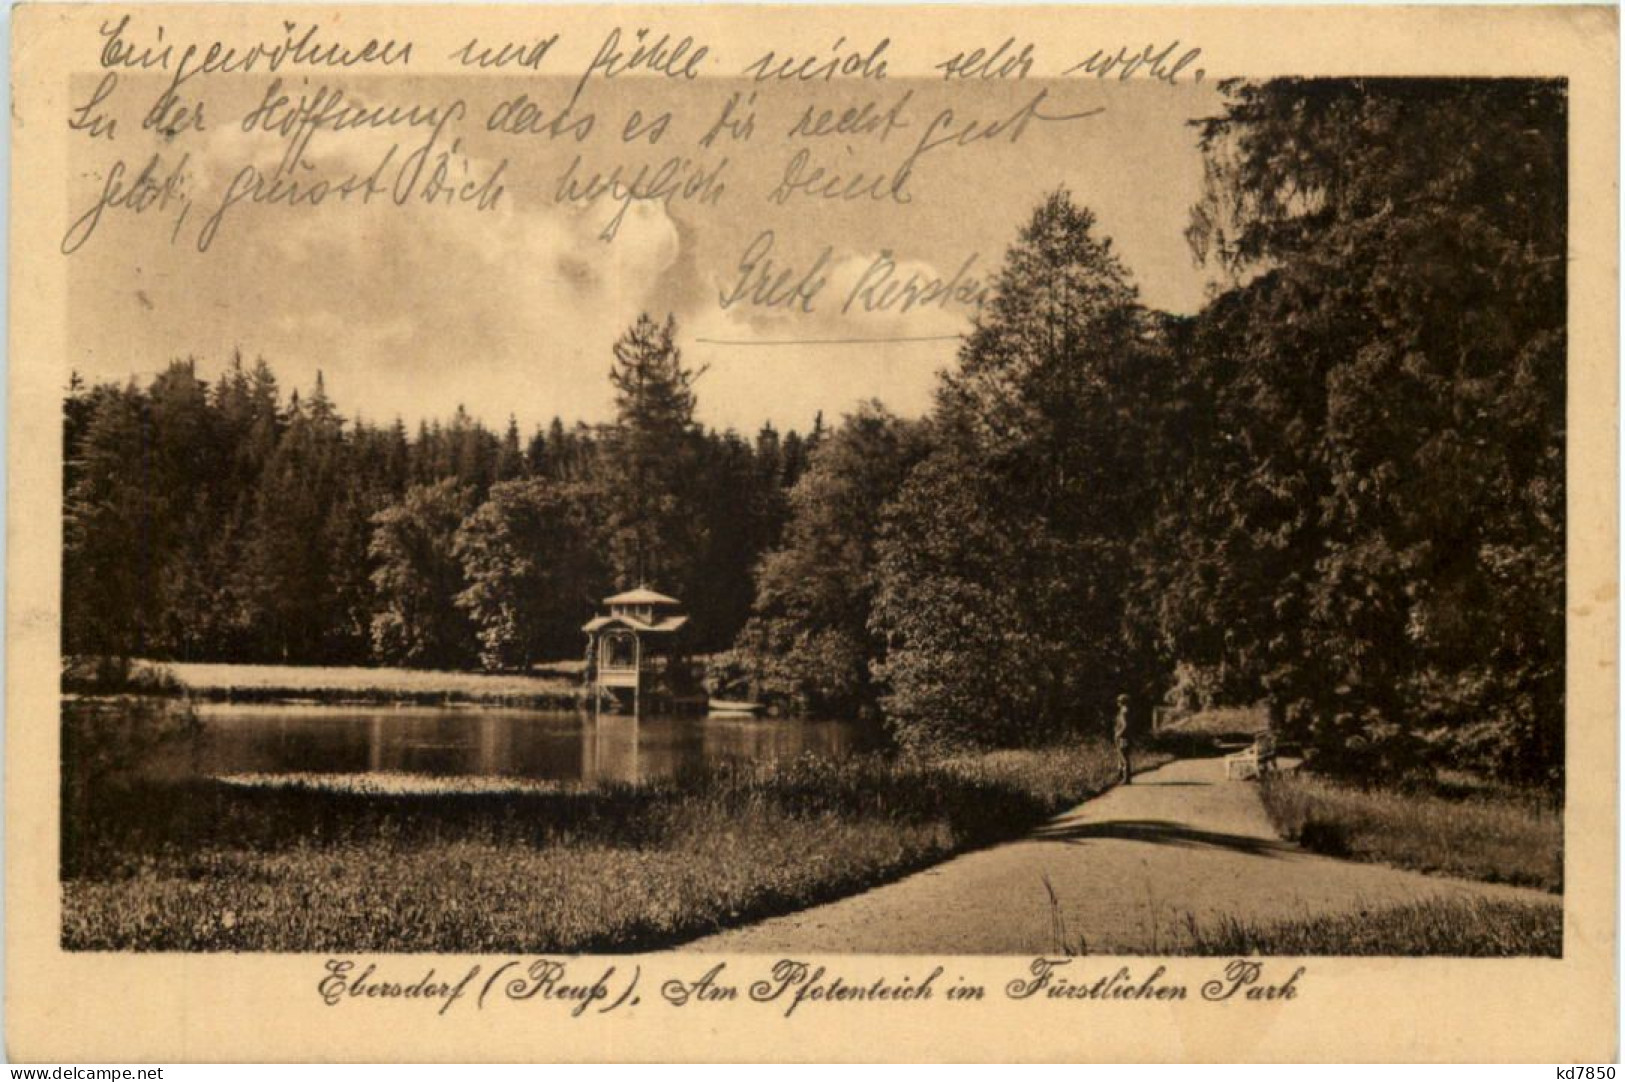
left=525, top=426, right=549, bottom=476
left=496, top=415, right=524, bottom=481
left=596, top=314, right=708, bottom=605
left=63, top=383, right=154, bottom=657
left=244, top=379, right=345, bottom=660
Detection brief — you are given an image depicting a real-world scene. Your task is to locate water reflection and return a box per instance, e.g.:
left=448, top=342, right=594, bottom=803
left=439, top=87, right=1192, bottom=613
left=161, top=704, right=869, bottom=785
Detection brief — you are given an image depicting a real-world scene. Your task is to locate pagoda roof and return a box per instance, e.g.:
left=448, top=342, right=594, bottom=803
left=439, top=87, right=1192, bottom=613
left=603, top=587, right=681, bottom=606
left=583, top=613, right=689, bottom=634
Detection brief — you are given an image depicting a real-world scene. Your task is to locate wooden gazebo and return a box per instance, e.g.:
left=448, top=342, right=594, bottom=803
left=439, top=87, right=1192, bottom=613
left=582, top=587, right=688, bottom=718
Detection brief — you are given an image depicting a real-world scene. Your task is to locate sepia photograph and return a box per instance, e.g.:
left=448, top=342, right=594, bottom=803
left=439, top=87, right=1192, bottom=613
left=7, top=2, right=1617, bottom=1064
left=56, top=67, right=1570, bottom=955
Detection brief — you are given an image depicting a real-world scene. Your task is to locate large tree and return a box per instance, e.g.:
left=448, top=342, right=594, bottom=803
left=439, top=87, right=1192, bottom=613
left=874, top=191, right=1163, bottom=749
left=735, top=402, right=922, bottom=715
left=595, top=314, right=709, bottom=608
left=455, top=478, right=603, bottom=670
left=243, top=375, right=348, bottom=661
left=63, top=382, right=155, bottom=658
left=1183, top=79, right=1567, bottom=781
left=871, top=444, right=1065, bottom=750
left=369, top=478, right=479, bottom=668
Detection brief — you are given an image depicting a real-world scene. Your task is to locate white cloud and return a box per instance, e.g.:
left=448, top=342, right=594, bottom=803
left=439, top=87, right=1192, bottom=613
left=130, top=121, right=687, bottom=431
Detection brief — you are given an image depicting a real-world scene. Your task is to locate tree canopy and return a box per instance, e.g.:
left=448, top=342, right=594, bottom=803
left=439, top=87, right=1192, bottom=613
left=63, top=327, right=813, bottom=671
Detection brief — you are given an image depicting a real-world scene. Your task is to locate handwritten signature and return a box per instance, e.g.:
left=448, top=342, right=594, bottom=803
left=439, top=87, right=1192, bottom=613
left=718, top=230, right=989, bottom=317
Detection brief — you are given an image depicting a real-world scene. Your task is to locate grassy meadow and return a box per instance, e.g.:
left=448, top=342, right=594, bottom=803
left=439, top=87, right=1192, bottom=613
left=63, top=715, right=1166, bottom=951
left=1259, top=771, right=1562, bottom=893
left=74, top=659, right=588, bottom=708
left=1166, top=895, right=1562, bottom=957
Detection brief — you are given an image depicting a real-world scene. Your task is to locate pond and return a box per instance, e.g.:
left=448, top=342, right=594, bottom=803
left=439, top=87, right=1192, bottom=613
left=146, top=703, right=873, bottom=786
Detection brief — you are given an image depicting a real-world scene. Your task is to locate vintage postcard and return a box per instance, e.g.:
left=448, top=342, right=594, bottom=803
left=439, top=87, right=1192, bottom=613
left=6, top=1, right=1618, bottom=1063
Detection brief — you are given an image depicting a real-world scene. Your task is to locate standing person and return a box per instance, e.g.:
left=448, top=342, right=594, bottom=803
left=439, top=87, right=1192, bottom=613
left=1114, top=693, right=1133, bottom=784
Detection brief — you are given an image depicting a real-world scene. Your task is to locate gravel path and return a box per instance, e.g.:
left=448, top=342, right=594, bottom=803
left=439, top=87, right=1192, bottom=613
left=681, top=756, right=1554, bottom=954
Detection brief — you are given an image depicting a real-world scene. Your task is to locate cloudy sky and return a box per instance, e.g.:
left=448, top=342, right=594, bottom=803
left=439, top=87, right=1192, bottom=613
left=68, top=72, right=1223, bottom=434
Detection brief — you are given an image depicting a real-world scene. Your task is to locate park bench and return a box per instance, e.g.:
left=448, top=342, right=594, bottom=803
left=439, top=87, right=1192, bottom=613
left=1224, top=732, right=1279, bottom=781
